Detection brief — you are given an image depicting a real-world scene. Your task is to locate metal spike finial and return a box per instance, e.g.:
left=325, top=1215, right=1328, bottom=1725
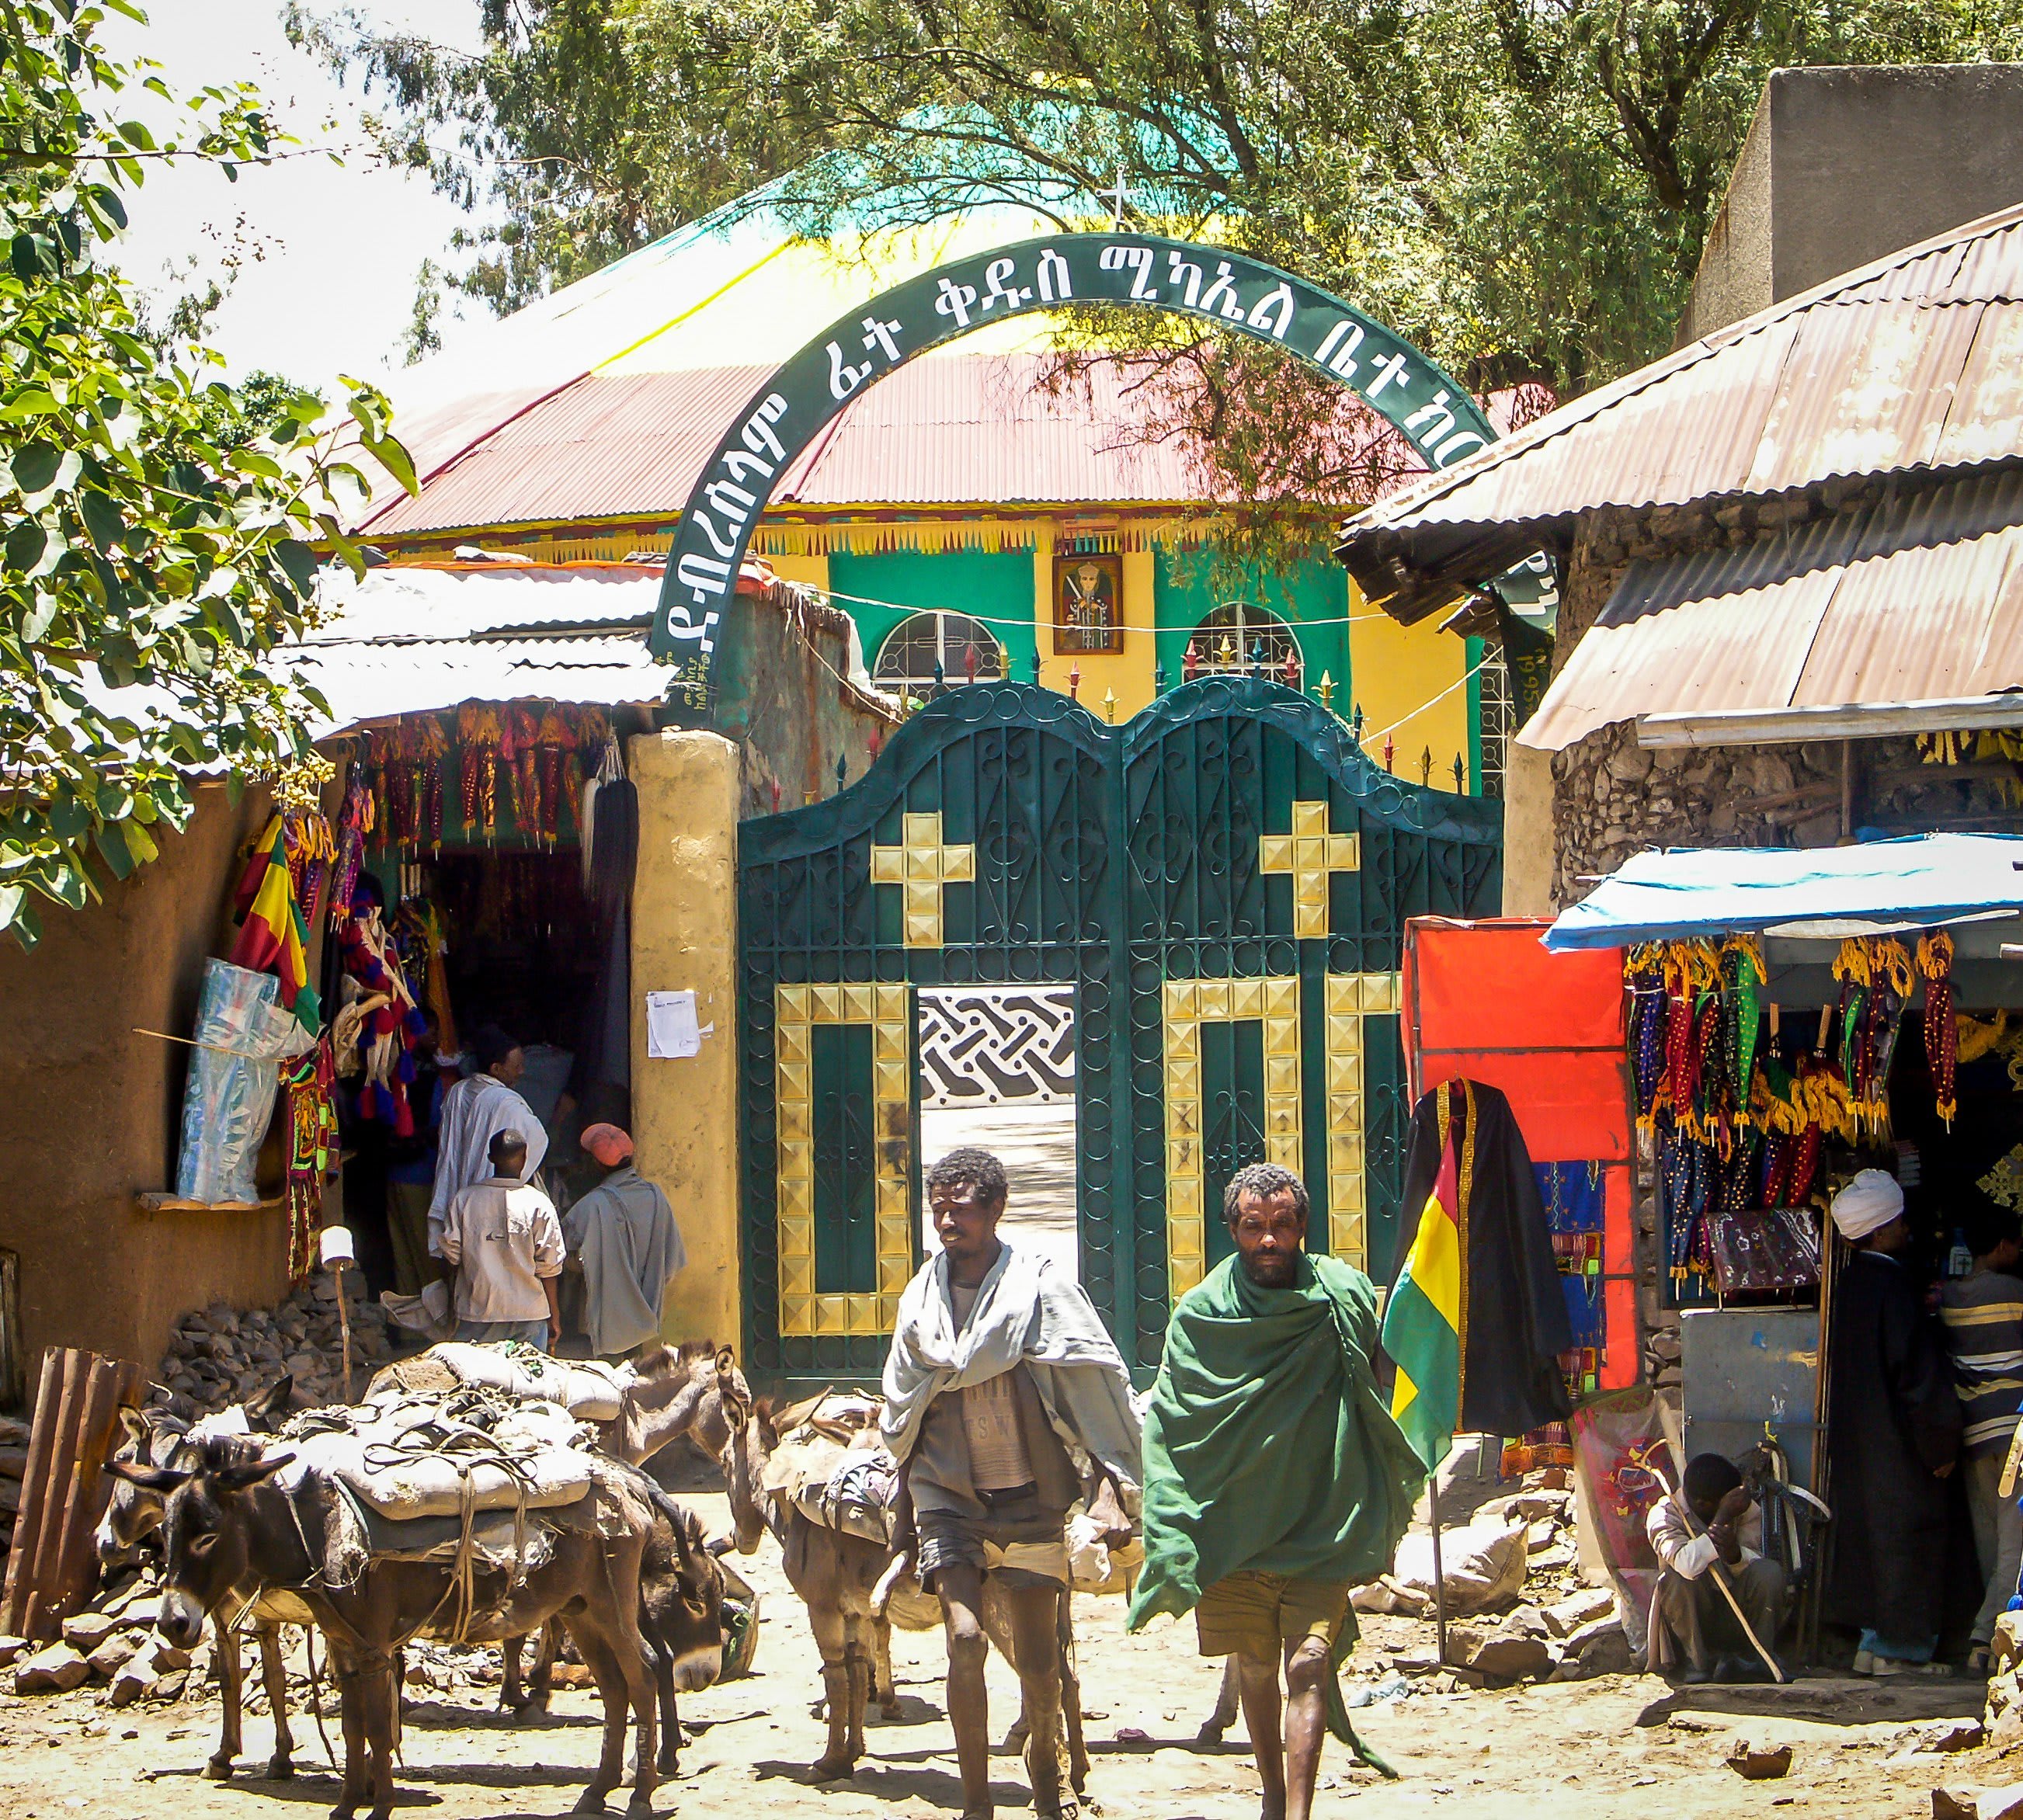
left=1419, top=745, right=1433, bottom=786
left=1068, top=662, right=1082, bottom=701
left=836, top=753, right=848, bottom=794
left=1030, top=649, right=1043, bottom=683
left=1154, top=660, right=1166, bottom=694
left=1453, top=753, right=1467, bottom=792
left=1350, top=701, right=1364, bottom=740
left=1316, top=669, right=1335, bottom=711
left=1103, top=687, right=1118, bottom=724
left=1382, top=735, right=1395, bottom=774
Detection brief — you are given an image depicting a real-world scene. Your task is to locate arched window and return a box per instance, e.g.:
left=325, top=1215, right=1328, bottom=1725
left=874, top=612, right=1006, bottom=693
left=1184, top=603, right=1302, bottom=678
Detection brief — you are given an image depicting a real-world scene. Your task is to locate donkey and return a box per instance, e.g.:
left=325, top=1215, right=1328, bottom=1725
left=607, top=1340, right=751, bottom=1471
left=114, top=1436, right=692, bottom=1820
left=96, top=1386, right=304, bottom=1782
left=718, top=1377, right=1090, bottom=1792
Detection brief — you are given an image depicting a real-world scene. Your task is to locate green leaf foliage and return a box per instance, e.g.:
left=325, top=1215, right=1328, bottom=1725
left=296, top=0, right=2023, bottom=397
left=0, top=2, right=417, bottom=947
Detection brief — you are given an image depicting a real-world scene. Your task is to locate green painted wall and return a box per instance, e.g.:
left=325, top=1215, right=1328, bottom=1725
left=1151, top=551, right=1352, bottom=698
left=829, top=551, right=1038, bottom=680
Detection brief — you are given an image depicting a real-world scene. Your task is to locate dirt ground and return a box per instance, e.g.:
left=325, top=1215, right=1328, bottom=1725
left=0, top=1476, right=2009, bottom=1820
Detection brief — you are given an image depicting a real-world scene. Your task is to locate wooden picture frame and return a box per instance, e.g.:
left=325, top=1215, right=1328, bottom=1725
left=1052, top=553, right=1124, bottom=655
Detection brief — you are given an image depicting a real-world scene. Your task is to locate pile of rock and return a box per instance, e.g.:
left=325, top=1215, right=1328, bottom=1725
left=1361, top=1485, right=1633, bottom=1689
left=150, top=1269, right=395, bottom=1420
left=0, top=1565, right=210, bottom=1707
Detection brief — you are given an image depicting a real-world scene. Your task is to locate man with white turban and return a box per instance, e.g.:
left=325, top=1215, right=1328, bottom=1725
left=1823, top=1169, right=1962, bottom=1676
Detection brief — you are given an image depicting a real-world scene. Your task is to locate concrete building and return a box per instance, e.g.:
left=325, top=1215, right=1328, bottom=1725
left=1682, top=63, right=2023, bottom=342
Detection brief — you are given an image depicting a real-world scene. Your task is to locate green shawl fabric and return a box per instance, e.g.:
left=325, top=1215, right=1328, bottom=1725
left=1128, top=1251, right=1427, bottom=1634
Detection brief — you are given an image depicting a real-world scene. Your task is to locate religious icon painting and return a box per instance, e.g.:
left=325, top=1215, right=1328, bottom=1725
left=1052, top=551, right=1124, bottom=654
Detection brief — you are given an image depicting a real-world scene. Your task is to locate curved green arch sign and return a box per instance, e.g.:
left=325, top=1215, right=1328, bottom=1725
left=651, top=232, right=1496, bottom=662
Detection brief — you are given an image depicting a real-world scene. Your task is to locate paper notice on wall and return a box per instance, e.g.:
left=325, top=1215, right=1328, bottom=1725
left=646, top=990, right=704, bottom=1059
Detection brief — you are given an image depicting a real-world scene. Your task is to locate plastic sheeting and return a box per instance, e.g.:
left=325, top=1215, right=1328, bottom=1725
left=1544, top=832, right=2023, bottom=950
left=174, top=960, right=314, bottom=1206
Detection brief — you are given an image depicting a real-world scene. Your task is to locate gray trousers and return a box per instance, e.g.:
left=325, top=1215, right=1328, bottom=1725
left=1657, top=1556, right=1787, bottom=1671
left=1969, top=1446, right=2023, bottom=1646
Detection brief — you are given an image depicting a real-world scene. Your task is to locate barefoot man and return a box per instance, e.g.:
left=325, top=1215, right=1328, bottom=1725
left=882, top=1148, right=1142, bottom=1820
left=1129, top=1163, right=1423, bottom=1820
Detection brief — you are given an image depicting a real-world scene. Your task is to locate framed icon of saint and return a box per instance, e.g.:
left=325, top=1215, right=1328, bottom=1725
left=1053, top=552, right=1124, bottom=654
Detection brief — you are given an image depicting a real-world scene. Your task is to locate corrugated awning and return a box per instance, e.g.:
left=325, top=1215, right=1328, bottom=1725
left=1543, top=833, right=2023, bottom=950
left=1518, top=467, right=2023, bottom=750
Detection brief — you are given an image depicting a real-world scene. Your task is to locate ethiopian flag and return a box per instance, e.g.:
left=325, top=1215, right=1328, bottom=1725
left=229, top=815, right=320, bottom=1033
left=1381, top=1081, right=1468, bottom=1471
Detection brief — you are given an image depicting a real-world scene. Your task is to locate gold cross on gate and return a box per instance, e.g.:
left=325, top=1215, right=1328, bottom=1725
left=1258, top=800, right=1361, bottom=939
left=870, top=811, right=975, bottom=948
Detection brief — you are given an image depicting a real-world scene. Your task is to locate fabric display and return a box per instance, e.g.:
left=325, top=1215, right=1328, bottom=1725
left=1706, top=1204, right=1823, bottom=1297
left=1385, top=1079, right=1574, bottom=1467
left=1536, top=1161, right=1605, bottom=1397
left=229, top=813, right=322, bottom=1034
left=333, top=877, right=428, bottom=1135
left=283, top=1038, right=339, bottom=1281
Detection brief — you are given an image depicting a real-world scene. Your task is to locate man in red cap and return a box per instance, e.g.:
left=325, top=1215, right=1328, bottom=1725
left=563, top=1124, right=686, bottom=1358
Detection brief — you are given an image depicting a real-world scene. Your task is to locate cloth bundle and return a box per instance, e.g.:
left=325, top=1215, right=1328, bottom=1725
left=366, top=1341, right=629, bottom=1423
left=277, top=1385, right=600, bottom=1520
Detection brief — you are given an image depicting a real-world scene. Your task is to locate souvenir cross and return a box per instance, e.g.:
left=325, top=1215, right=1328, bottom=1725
left=870, top=811, right=975, bottom=948
left=1257, top=800, right=1361, bottom=939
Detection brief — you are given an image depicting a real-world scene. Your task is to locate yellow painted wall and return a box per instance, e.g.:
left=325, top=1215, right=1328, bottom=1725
left=763, top=552, right=829, bottom=592
left=629, top=729, right=745, bottom=1353
left=1345, top=588, right=1471, bottom=783
left=1031, top=540, right=1158, bottom=721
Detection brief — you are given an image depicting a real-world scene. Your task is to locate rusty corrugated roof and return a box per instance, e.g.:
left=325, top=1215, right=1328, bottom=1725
left=360, top=353, right=1443, bottom=537
left=1339, top=203, right=2023, bottom=623
left=1519, top=467, right=2023, bottom=749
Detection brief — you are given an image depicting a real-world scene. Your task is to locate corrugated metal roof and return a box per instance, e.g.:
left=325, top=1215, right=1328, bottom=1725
left=289, top=632, right=665, bottom=740
left=311, top=563, right=665, bottom=641
left=360, top=353, right=1432, bottom=537
left=1520, top=467, right=2023, bottom=748
left=1339, top=203, right=2023, bottom=621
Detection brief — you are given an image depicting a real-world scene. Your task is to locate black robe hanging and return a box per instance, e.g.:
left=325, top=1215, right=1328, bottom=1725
left=1389, top=1078, right=1573, bottom=1440
left=1824, top=1249, right=1962, bottom=1646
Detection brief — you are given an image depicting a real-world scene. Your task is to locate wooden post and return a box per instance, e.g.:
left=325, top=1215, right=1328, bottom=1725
left=0, top=1347, right=142, bottom=1640
left=1429, top=1465, right=1450, bottom=1665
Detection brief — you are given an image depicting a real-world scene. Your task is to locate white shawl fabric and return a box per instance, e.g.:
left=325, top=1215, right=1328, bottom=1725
left=881, top=1241, right=1144, bottom=1513
left=427, top=1074, right=548, bottom=1256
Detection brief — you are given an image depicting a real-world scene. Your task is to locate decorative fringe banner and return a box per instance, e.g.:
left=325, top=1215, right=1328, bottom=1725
left=377, top=511, right=1227, bottom=569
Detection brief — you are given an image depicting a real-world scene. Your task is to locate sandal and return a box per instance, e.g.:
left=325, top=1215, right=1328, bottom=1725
left=1968, top=1645, right=1993, bottom=1678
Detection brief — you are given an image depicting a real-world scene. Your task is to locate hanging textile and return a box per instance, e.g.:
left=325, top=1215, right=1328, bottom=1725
left=282, top=1039, right=339, bottom=1282
left=229, top=814, right=321, bottom=1033
left=1385, top=1080, right=1573, bottom=1461
left=333, top=877, right=426, bottom=1135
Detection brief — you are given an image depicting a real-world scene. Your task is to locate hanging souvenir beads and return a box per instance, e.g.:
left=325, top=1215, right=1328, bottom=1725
left=1917, top=930, right=1958, bottom=1126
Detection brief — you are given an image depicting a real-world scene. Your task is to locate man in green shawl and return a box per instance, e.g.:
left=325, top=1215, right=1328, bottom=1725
left=1129, top=1162, right=1424, bottom=1820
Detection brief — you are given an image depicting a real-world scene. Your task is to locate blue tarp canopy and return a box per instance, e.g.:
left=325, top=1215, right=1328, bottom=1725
left=1543, top=833, right=2023, bottom=950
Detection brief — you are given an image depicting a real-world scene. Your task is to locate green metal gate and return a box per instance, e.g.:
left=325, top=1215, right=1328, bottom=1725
left=737, top=678, right=1500, bottom=1381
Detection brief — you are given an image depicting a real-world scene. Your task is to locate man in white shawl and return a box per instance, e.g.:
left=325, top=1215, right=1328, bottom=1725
left=883, top=1148, right=1141, bottom=1820
left=429, top=1024, right=548, bottom=1266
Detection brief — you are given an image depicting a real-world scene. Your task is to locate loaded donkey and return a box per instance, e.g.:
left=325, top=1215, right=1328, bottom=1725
left=113, top=1433, right=721, bottom=1820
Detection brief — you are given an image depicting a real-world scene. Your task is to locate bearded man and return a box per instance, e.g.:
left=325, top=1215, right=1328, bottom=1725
left=1129, top=1162, right=1423, bottom=1820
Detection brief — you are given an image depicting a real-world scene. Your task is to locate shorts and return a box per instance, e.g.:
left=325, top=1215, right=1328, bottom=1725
left=1195, top=1571, right=1350, bottom=1662
left=916, top=1487, right=1070, bottom=1591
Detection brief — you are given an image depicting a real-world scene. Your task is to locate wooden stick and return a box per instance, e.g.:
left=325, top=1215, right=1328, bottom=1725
left=334, top=1263, right=353, bottom=1403
left=1430, top=1450, right=1450, bottom=1666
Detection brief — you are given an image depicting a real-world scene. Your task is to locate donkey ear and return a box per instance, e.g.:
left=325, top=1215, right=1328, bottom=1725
left=106, top=1460, right=191, bottom=1493
left=246, top=1375, right=294, bottom=1429
left=118, top=1406, right=150, bottom=1446
left=706, top=1533, right=735, bottom=1558
left=713, top=1346, right=736, bottom=1377
left=214, top=1452, right=294, bottom=1494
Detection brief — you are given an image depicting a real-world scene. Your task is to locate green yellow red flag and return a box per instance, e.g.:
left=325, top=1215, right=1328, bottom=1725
left=229, top=814, right=320, bottom=1033
left=1381, top=1080, right=1469, bottom=1470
